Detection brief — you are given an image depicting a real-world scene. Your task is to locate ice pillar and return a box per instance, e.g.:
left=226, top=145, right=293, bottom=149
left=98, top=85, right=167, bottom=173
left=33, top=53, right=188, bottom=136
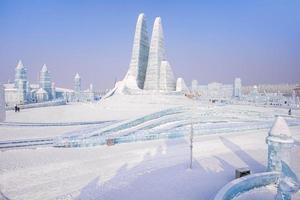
left=266, top=116, right=294, bottom=172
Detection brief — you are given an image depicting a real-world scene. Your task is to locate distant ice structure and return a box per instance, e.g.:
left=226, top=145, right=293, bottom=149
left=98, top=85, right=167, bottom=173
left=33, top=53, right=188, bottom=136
left=233, top=78, right=242, bottom=98
left=191, top=80, right=198, bottom=93
left=176, top=78, right=189, bottom=93
left=39, top=64, right=54, bottom=100
left=73, top=73, right=95, bottom=102
left=0, top=84, right=5, bottom=122
left=36, top=88, right=49, bottom=102
left=4, top=60, right=96, bottom=106
left=74, top=73, right=81, bottom=92
left=14, top=60, right=29, bottom=104
left=266, top=116, right=294, bottom=172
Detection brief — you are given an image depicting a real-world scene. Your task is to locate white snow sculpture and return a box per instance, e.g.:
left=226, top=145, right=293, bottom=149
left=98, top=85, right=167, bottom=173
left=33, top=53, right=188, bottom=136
left=144, top=17, right=176, bottom=92
left=122, top=13, right=149, bottom=91
left=144, top=17, right=165, bottom=91
left=108, top=14, right=177, bottom=96
left=266, top=116, right=294, bottom=172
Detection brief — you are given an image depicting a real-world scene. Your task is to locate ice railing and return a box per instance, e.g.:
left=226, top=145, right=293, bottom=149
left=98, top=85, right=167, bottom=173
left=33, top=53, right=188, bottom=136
left=214, top=172, right=280, bottom=200
left=54, top=121, right=300, bottom=148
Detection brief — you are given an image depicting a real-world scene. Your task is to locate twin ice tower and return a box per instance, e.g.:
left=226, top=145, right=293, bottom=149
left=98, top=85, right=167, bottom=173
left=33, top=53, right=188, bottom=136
left=115, top=13, right=178, bottom=94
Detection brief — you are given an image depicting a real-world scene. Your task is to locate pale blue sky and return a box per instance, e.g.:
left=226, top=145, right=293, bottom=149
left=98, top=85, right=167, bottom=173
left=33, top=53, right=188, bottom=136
left=0, top=0, right=299, bottom=90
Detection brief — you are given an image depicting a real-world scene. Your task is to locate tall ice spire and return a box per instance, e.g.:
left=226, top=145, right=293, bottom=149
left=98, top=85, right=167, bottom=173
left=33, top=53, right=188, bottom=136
left=144, top=17, right=166, bottom=91
left=123, top=13, right=150, bottom=90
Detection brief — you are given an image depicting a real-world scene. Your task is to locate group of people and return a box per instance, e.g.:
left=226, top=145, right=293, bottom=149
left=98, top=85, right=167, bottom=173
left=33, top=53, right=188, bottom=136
left=14, top=105, right=20, bottom=112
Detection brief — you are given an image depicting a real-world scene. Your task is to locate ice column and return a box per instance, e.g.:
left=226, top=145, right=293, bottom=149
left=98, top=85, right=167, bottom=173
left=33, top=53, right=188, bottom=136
left=0, top=84, right=5, bottom=122
left=266, top=116, right=294, bottom=172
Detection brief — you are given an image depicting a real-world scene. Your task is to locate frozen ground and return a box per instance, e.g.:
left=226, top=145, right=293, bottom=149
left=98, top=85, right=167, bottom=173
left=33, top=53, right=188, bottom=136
left=0, top=95, right=300, bottom=199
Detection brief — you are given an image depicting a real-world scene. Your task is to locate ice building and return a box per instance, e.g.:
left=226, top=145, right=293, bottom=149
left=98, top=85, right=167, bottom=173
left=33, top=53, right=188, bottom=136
left=73, top=73, right=95, bottom=102
left=266, top=116, right=294, bottom=172
left=0, top=84, right=5, bottom=122
left=233, top=78, right=242, bottom=98
left=196, top=82, right=233, bottom=101
left=109, top=14, right=176, bottom=96
left=3, top=61, right=95, bottom=106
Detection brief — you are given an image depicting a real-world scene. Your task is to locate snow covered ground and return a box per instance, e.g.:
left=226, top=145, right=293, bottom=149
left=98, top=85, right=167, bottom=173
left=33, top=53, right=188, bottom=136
left=0, top=95, right=300, bottom=199
left=1, top=128, right=300, bottom=200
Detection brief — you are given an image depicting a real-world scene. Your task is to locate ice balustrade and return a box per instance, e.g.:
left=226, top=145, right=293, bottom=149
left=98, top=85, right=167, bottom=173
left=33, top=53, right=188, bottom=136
left=214, top=172, right=280, bottom=200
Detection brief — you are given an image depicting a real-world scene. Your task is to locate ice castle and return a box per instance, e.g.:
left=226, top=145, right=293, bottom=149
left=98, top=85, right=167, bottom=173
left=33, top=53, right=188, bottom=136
left=3, top=61, right=95, bottom=106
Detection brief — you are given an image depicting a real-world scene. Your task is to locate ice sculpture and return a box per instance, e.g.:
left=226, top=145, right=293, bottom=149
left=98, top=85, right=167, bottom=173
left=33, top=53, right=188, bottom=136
left=0, top=84, right=5, bottom=122
left=276, top=161, right=300, bottom=200
left=123, top=13, right=150, bottom=90
left=176, top=78, right=189, bottom=93
left=266, top=116, right=294, bottom=172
